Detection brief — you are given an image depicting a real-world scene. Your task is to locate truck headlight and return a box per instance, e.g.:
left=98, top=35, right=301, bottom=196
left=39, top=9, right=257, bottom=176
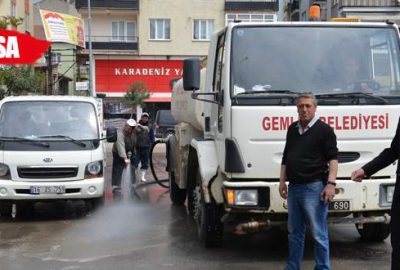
left=0, top=163, right=10, bottom=179
left=85, top=161, right=103, bottom=178
left=225, top=189, right=258, bottom=206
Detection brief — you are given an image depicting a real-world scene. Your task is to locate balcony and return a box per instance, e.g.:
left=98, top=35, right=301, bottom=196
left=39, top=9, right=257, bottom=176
left=225, top=0, right=279, bottom=11
left=338, top=0, right=398, bottom=7
left=75, top=0, right=139, bottom=10
left=85, top=36, right=138, bottom=51
left=287, top=0, right=299, bottom=12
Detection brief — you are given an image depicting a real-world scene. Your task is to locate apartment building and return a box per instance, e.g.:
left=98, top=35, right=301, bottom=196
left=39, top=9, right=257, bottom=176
left=287, top=0, right=400, bottom=22
left=330, top=0, right=400, bottom=22
left=33, top=0, right=82, bottom=95
left=224, top=0, right=278, bottom=23
left=0, top=0, right=34, bottom=33
left=75, top=0, right=278, bottom=118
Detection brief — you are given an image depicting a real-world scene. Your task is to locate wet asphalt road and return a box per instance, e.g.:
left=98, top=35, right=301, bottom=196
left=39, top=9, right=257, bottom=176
left=0, top=144, right=392, bottom=270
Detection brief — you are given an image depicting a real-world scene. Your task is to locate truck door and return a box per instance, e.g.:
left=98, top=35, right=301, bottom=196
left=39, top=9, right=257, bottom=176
left=211, top=32, right=227, bottom=168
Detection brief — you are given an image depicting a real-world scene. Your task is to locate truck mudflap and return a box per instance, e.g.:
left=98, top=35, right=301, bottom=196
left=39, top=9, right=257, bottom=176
left=190, top=139, right=221, bottom=203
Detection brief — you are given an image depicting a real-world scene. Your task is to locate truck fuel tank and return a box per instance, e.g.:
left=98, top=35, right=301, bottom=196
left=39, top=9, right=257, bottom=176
left=171, top=68, right=209, bottom=132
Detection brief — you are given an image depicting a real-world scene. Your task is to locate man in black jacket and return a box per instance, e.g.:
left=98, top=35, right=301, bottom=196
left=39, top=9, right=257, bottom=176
left=134, top=112, right=155, bottom=182
left=352, top=122, right=400, bottom=270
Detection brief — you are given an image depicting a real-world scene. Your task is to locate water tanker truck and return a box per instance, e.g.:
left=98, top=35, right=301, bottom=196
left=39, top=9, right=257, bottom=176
left=166, top=21, right=400, bottom=247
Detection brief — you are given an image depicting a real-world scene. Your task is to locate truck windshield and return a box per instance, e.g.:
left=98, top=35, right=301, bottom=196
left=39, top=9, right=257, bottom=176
left=0, top=101, right=99, bottom=140
left=231, top=26, right=400, bottom=103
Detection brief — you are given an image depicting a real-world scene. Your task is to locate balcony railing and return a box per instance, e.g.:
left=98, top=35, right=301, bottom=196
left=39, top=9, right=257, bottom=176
left=85, top=36, right=138, bottom=51
left=338, top=0, right=398, bottom=7
left=75, top=0, right=139, bottom=9
left=225, top=0, right=279, bottom=11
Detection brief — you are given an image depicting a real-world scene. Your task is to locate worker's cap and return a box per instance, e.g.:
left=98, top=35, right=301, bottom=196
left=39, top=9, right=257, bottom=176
left=141, top=112, right=149, bottom=118
left=126, top=118, right=137, bottom=127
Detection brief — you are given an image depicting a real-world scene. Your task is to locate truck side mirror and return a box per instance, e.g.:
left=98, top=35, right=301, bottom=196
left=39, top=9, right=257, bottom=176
left=183, top=58, right=200, bottom=91
left=106, top=127, right=117, bottom=142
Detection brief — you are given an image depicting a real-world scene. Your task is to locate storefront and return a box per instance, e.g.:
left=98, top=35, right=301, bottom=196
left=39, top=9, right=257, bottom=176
left=95, top=59, right=183, bottom=119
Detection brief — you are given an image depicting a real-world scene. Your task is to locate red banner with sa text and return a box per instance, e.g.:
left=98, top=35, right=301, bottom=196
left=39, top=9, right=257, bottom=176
left=0, top=30, right=51, bottom=64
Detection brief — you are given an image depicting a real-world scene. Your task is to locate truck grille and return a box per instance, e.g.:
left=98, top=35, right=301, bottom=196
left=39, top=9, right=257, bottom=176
left=17, top=167, right=78, bottom=179
left=338, top=152, right=360, bottom=163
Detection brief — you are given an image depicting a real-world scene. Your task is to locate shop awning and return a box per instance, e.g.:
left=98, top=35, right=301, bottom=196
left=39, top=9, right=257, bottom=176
left=145, top=96, right=171, bottom=102
left=145, top=92, right=171, bottom=102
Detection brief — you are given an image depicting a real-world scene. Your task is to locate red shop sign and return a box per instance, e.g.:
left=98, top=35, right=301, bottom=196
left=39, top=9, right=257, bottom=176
left=96, top=59, right=183, bottom=93
left=0, top=30, right=50, bottom=64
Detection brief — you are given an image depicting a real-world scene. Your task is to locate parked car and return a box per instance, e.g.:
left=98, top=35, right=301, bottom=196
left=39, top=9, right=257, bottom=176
left=154, top=110, right=176, bottom=138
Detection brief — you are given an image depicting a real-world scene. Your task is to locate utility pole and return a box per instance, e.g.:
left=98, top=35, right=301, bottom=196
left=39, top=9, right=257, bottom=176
left=88, top=0, right=94, bottom=97
left=47, top=46, right=53, bottom=95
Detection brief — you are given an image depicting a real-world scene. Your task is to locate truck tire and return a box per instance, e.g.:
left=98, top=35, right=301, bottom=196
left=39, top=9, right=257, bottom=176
left=187, top=183, right=195, bottom=218
left=0, top=202, right=12, bottom=217
left=89, top=195, right=105, bottom=211
left=169, top=172, right=186, bottom=205
left=194, top=171, right=223, bottom=248
left=186, top=151, right=198, bottom=217
left=356, top=223, right=390, bottom=241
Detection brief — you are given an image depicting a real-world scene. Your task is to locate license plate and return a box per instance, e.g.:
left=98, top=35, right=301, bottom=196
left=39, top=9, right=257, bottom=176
left=329, top=200, right=350, bottom=211
left=30, top=186, right=66, bottom=194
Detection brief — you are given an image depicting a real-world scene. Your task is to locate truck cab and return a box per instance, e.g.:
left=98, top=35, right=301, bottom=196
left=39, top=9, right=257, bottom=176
left=0, top=96, right=114, bottom=216
left=170, top=22, right=400, bottom=247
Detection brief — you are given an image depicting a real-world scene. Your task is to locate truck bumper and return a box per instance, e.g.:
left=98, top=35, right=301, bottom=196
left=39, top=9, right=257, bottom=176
left=222, top=179, right=395, bottom=214
left=0, top=178, right=104, bottom=201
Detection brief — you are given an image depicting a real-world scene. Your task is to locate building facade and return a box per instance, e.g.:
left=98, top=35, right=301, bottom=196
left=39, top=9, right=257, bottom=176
left=286, top=0, right=400, bottom=22
left=75, top=0, right=277, bottom=119
left=33, top=0, right=82, bottom=95
left=0, top=0, right=34, bottom=33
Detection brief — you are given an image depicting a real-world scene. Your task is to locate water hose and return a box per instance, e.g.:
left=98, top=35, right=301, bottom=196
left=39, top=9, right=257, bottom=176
left=149, top=138, right=169, bottom=189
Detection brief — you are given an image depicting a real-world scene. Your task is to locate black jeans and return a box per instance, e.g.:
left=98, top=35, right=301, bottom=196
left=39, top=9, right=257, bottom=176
left=134, top=146, right=150, bottom=170
left=391, top=181, right=400, bottom=270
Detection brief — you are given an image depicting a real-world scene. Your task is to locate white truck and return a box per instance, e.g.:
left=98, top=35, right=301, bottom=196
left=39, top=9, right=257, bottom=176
left=167, top=21, right=400, bottom=247
left=0, top=96, right=116, bottom=216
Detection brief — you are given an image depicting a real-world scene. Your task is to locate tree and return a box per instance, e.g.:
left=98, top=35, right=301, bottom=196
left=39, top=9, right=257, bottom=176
left=0, top=16, right=23, bottom=30
left=123, top=81, right=150, bottom=119
left=0, top=66, right=45, bottom=98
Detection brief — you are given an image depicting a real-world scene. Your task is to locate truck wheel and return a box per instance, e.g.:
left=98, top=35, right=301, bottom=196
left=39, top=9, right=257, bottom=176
left=187, top=182, right=196, bottom=217
left=89, top=195, right=105, bottom=211
left=0, top=202, right=12, bottom=217
left=18, top=202, right=35, bottom=217
left=356, top=223, right=390, bottom=241
left=194, top=172, right=223, bottom=248
left=169, top=172, right=186, bottom=205
left=186, top=153, right=198, bottom=217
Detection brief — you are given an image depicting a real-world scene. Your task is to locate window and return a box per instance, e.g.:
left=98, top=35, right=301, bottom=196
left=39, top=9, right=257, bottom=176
left=226, top=13, right=276, bottom=25
left=25, top=13, right=29, bottom=31
left=11, top=2, right=16, bottom=16
left=112, top=21, right=137, bottom=42
left=193, top=19, right=214, bottom=40
left=149, top=19, right=170, bottom=40
left=213, top=33, right=226, bottom=133
left=230, top=26, right=400, bottom=100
